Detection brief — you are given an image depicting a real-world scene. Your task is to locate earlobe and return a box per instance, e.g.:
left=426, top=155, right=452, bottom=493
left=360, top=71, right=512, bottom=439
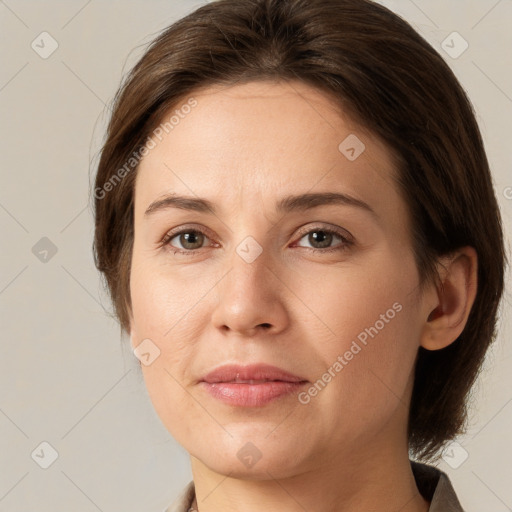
left=420, top=246, right=478, bottom=351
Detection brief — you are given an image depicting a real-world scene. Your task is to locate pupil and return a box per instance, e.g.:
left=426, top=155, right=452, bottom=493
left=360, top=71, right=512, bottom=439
left=310, top=231, right=331, bottom=248
left=182, top=232, right=202, bottom=249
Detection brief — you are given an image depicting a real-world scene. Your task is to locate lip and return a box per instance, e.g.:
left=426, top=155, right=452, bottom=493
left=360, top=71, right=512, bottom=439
left=199, top=364, right=309, bottom=407
left=201, top=363, right=307, bottom=384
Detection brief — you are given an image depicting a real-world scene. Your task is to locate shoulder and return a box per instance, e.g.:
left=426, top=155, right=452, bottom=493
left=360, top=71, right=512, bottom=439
left=411, top=460, right=465, bottom=511
left=162, top=480, right=195, bottom=512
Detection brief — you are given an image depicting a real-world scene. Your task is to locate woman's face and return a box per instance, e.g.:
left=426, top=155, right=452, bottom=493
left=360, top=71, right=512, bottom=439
left=129, top=80, right=432, bottom=478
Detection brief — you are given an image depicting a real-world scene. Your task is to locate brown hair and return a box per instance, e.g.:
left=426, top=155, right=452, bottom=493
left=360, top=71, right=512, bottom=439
left=92, top=0, right=507, bottom=461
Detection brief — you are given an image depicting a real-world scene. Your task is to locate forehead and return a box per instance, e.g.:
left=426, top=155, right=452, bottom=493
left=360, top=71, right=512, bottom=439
left=134, top=80, right=402, bottom=221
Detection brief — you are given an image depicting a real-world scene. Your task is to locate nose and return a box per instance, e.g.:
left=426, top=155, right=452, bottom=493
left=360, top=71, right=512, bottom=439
left=210, top=247, right=289, bottom=337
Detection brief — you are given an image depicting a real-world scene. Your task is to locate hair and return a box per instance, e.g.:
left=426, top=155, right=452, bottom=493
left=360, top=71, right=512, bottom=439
left=92, top=0, right=507, bottom=461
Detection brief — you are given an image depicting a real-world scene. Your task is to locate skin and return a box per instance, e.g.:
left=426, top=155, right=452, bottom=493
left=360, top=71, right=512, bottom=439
left=128, top=80, right=478, bottom=512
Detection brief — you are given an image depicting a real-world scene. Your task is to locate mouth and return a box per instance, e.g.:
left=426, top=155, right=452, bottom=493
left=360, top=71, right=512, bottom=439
left=218, top=378, right=305, bottom=384
left=199, top=380, right=309, bottom=407
left=201, top=363, right=308, bottom=384
left=199, top=363, right=309, bottom=407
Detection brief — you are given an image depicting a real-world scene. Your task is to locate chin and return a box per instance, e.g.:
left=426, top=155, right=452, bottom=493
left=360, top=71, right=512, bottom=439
left=189, top=431, right=311, bottom=479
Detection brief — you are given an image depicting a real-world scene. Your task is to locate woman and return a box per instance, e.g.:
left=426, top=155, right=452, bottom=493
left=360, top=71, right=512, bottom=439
left=92, top=0, right=507, bottom=510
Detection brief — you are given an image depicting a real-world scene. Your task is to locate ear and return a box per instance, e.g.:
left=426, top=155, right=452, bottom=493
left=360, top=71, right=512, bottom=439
left=127, top=310, right=137, bottom=351
left=420, top=246, right=478, bottom=350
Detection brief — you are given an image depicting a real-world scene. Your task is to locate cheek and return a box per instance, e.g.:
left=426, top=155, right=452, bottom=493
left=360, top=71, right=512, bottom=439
left=130, top=274, right=200, bottom=444
left=294, top=246, right=418, bottom=341
left=130, top=254, right=210, bottom=336
left=129, top=259, right=214, bottom=434
left=130, top=267, right=204, bottom=386
left=295, top=247, right=422, bottom=406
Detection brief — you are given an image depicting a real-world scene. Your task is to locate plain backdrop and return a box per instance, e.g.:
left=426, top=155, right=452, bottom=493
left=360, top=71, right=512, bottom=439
left=1, top=1, right=511, bottom=511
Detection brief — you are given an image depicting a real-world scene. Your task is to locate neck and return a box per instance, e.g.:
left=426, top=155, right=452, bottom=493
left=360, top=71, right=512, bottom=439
left=188, top=430, right=429, bottom=512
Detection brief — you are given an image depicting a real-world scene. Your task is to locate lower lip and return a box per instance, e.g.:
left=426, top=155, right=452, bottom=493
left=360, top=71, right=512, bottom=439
left=200, top=381, right=308, bottom=407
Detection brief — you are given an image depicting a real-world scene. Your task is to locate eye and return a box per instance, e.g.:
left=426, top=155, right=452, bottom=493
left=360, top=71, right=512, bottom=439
left=162, top=227, right=212, bottom=255
left=160, top=224, right=353, bottom=256
left=294, top=226, right=353, bottom=253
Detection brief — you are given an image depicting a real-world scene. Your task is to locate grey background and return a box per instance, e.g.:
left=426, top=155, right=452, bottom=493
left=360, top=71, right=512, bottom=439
left=1, top=0, right=511, bottom=510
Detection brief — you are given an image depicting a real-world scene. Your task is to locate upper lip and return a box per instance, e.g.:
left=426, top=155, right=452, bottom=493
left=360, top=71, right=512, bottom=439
left=201, top=363, right=308, bottom=384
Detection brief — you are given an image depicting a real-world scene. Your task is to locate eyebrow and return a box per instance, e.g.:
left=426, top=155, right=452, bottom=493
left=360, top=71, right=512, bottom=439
left=144, top=192, right=378, bottom=220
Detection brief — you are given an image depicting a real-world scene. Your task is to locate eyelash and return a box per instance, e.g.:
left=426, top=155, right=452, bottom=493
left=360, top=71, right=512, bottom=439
left=160, top=225, right=353, bottom=257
